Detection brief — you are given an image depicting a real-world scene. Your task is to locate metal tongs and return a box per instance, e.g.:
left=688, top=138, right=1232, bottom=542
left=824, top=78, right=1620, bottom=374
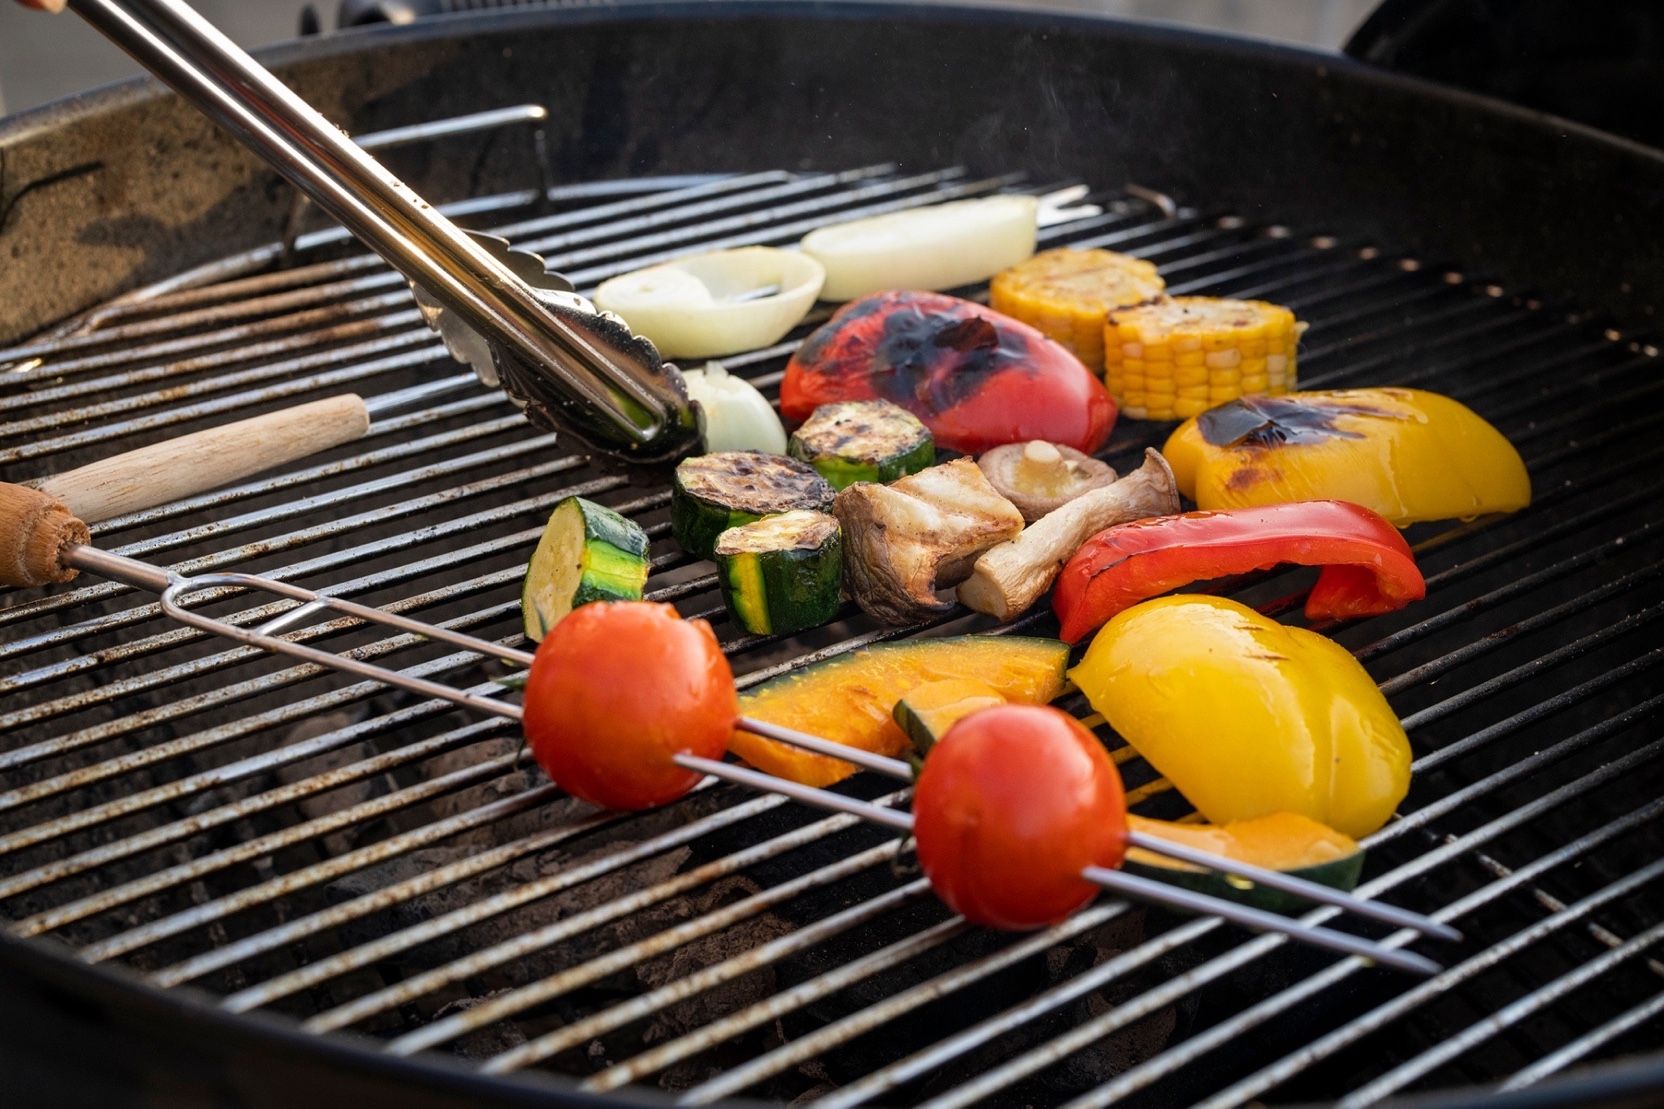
left=18, top=0, right=702, bottom=467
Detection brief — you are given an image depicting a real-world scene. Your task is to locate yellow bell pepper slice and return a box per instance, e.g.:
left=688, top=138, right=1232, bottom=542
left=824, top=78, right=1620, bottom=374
left=1069, top=596, right=1411, bottom=838
left=1162, top=388, right=1530, bottom=526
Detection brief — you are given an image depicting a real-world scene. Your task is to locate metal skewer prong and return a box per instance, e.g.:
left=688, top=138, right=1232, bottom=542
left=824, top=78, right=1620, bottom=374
left=673, top=752, right=1443, bottom=977
left=736, top=717, right=1458, bottom=944
left=12, top=530, right=1451, bottom=974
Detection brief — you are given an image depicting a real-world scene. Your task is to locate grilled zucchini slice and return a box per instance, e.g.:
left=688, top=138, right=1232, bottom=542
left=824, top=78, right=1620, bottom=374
left=671, top=450, right=836, bottom=560
left=522, top=497, right=650, bottom=641
left=788, top=400, right=935, bottom=490
left=715, top=510, right=844, bottom=636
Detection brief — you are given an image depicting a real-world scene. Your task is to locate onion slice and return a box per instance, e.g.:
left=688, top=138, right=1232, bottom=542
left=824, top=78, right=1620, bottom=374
left=595, top=246, right=824, bottom=359
left=683, top=361, right=787, bottom=454
left=801, top=195, right=1039, bottom=301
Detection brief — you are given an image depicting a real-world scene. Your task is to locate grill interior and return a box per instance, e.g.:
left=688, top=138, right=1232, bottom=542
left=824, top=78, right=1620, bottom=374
left=2, top=152, right=1662, bottom=1107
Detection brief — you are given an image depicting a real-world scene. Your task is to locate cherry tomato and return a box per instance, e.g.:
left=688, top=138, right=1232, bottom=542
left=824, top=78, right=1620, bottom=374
left=522, top=601, right=737, bottom=810
left=912, top=704, right=1127, bottom=930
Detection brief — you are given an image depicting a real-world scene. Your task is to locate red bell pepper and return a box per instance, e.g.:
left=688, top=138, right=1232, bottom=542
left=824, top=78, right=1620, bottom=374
left=780, top=290, right=1115, bottom=455
left=1053, top=500, right=1425, bottom=643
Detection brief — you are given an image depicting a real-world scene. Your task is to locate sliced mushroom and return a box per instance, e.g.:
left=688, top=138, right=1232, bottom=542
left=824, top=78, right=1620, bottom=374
left=834, top=458, right=1025, bottom=624
left=977, top=440, right=1117, bottom=523
left=958, top=449, right=1180, bottom=622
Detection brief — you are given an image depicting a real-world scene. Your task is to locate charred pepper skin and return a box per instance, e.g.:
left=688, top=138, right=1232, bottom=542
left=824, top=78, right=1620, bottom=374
left=1053, top=499, right=1426, bottom=643
left=781, top=291, right=1117, bottom=455
left=1162, top=389, right=1531, bottom=525
left=1070, top=596, right=1412, bottom=839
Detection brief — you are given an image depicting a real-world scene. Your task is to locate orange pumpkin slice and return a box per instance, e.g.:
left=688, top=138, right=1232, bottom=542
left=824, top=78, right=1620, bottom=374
left=733, top=637, right=1069, bottom=786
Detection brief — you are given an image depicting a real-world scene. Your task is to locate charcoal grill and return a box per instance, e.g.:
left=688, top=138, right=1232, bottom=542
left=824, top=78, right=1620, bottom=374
left=2, top=3, right=1663, bottom=1106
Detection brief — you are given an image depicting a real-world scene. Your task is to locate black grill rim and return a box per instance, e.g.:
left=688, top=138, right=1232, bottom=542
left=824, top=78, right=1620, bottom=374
left=1, top=0, right=1662, bottom=346
left=6, top=926, right=1663, bottom=1109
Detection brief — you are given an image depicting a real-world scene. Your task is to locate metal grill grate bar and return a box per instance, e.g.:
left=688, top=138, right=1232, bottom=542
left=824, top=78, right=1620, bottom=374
left=3, top=163, right=1660, bottom=1106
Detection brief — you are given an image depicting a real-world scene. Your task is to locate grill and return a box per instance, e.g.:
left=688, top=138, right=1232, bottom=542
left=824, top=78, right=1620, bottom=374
left=2, top=5, right=1663, bottom=1106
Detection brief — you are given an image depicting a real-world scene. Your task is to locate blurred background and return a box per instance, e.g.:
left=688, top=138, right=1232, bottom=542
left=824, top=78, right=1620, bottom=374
left=0, top=0, right=1380, bottom=118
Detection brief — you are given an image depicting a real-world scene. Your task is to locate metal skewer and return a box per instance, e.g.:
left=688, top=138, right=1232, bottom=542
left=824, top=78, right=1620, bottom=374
left=733, top=719, right=1459, bottom=943
left=9, top=542, right=1446, bottom=974
left=673, top=754, right=1443, bottom=977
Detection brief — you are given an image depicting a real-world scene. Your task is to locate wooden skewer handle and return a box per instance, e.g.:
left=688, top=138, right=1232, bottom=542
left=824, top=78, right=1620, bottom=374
left=34, top=394, right=370, bottom=525
left=0, top=483, right=88, bottom=588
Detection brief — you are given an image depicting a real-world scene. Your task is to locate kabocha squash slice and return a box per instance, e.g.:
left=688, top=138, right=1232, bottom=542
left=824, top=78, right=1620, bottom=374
left=1123, top=813, right=1365, bottom=913
left=733, top=636, right=1069, bottom=786
left=891, top=679, right=1006, bottom=754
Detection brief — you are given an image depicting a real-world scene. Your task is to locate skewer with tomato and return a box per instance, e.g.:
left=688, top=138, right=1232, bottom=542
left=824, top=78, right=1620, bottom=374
left=518, top=601, right=1455, bottom=973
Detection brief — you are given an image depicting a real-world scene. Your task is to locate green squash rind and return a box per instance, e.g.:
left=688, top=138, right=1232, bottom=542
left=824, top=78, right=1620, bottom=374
left=672, top=451, right=835, bottom=560
left=788, top=400, right=935, bottom=490
left=715, top=511, right=844, bottom=636
left=1121, top=848, right=1365, bottom=914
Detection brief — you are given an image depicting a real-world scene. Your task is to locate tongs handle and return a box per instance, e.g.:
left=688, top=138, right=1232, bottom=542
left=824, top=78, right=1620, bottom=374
left=50, top=0, right=698, bottom=463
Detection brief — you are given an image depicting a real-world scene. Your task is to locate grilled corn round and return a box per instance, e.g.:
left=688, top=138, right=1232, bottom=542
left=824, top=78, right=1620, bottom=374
left=989, top=248, right=1165, bottom=372
left=1103, top=297, right=1304, bottom=420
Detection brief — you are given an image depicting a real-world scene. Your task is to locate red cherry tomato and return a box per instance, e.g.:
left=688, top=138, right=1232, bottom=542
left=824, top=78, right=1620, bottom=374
left=522, top=601, right=737, bottom=810
left=912, top=705, right=1128, bottom=930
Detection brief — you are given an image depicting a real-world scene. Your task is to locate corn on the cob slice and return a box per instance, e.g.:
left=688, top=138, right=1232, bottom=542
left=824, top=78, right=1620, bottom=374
left=989, top=248, right=1165, bottom=372
left=1103, top=297, right=1305, bottom=420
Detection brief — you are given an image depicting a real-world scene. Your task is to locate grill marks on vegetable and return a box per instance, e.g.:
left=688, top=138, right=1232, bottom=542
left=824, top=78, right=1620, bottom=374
left=713, top=510, right=843, bottom=636
left=788, top=400, right=934, bottom=490
left=671, top=451, right=835, bottom=561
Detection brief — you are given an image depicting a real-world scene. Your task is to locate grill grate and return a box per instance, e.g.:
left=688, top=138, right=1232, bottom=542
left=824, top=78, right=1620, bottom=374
left=2, top=160, right=1662, bottom=1107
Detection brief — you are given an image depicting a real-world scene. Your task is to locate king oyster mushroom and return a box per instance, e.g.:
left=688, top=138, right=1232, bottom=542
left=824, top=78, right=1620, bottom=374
left=833, top=458, right=1025, bottom=624
left=958, top=449, right=1181, bottom=622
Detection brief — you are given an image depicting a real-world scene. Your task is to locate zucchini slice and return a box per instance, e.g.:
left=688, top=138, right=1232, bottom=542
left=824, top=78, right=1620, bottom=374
left=671, top=450, right=835, bottom=560
left=714, top=510, right=843, bottom=636
left=1122, top=812, right=1365, bottom=913
left=788, top=400, right=935, bottom=490
left=892, top=678, right=1006, bottom=754
left=521, top=496, right=651, bottom=641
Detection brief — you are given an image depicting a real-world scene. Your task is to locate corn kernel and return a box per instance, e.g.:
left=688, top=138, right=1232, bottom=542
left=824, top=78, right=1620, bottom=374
left=990, top=248, right=1165, bottom=373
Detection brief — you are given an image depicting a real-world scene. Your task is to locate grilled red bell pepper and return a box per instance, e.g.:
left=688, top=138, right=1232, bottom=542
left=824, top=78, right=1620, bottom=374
left=1053, top=500, right=1425, bottom=643
left=780, top=290, right=1116, bottom=455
